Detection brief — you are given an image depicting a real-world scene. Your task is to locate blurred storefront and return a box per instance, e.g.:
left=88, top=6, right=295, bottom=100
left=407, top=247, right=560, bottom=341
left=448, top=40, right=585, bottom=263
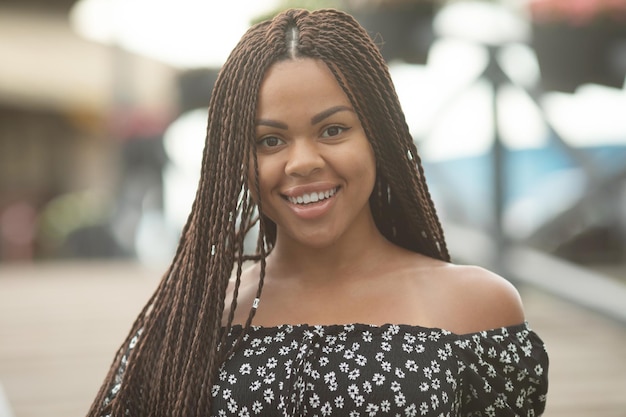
left=0, top=4, right=178, bottom=262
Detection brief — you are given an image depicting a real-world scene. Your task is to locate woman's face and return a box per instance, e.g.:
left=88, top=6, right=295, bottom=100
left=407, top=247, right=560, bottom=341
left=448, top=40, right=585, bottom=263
left=253, top=58, right=377, bottom=250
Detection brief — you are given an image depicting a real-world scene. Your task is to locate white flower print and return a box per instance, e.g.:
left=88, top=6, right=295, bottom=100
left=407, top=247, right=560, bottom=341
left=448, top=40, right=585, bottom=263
left=356, top=354, right=367, bottom=366
left=372, top=373, right=385, bottom=386
left=348, top=369, right=361, bottom=380
left=381, top=400, right=391, bottom=412
left=431, top=378, right=441, bottom=391
left=266, top=357, right=277, bottom=369
left=505, top=379, right=514, bottom=392
left=227, top=398, right=238, bottom=413
left=324, top=371, right=336, bottom=385
left=430, top=394, right=439, bottom=409
left=404, top=359, right=419, bottom=372
left=347, top=384, right=360, bottom=398
left=309, top=393, right=320, bottom=408
left=394, top=392, right=406, bottom=407
left=405, top=403, right=417, bottom=417
left=517, top=369, right=528, bottom=382
left=321, top=402, right=333, bottom=416
left=206, top=323, right=547, bottom=417
left=263, top=388, right=274, bottom=403
left=365, top=403, right=379, bottom=416
left=362, top=380, right=372, bottom=394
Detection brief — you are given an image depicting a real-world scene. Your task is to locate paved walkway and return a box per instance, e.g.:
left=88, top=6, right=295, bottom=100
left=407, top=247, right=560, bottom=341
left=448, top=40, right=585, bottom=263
left=0, top=261, right=625, bottom=417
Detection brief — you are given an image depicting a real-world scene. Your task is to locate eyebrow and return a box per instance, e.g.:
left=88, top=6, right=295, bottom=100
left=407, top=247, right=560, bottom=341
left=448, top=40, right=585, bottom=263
left=310, top=105, right=354, bottom=125
left=255, top=105, right=354, bottom=130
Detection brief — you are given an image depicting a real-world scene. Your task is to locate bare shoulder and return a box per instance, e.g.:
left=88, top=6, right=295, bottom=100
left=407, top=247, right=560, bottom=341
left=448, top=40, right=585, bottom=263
left=419, top=262, right=526, bottom=334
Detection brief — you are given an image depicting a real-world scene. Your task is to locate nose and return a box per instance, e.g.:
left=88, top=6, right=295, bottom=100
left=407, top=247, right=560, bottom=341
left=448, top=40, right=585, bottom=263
left=284, top=138, right=324, bottom=177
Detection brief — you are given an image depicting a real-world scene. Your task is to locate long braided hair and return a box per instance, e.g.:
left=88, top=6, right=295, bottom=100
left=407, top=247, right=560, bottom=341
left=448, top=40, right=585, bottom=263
left=87, top=8, right=449, bottom=417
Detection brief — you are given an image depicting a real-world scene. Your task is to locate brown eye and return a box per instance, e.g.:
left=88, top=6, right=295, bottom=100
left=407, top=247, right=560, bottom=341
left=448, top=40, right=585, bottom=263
left=258, top=136, right=284, bottom=147
left=322, top=126, right=348, bottom=138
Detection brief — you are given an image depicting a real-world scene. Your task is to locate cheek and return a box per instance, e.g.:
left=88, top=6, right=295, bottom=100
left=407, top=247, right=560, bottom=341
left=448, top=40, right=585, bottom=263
left=353, top=144, right=377, bottom=185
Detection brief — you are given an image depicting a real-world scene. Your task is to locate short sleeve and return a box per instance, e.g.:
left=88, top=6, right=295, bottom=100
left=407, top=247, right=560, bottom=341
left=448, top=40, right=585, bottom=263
left=454, top=323, right=549, bottom=416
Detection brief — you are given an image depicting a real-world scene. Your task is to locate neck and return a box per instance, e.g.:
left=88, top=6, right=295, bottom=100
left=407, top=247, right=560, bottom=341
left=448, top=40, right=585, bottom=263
left=266, top=220, right=393, bottom=285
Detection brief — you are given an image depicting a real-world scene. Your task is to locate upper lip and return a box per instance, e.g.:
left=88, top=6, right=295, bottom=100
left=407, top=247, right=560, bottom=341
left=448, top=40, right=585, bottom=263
left=281, top=183, right=340, bottom=199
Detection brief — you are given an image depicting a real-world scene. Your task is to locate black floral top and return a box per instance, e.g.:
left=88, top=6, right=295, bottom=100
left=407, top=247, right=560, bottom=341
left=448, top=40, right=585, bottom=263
left=102, top=322, right=548, bottom=416
left=212, top=322, right=548, bottom=417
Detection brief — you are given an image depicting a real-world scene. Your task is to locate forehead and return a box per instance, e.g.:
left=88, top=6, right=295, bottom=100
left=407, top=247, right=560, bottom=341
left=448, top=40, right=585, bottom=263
left=257, top=59, right=352, bottom=116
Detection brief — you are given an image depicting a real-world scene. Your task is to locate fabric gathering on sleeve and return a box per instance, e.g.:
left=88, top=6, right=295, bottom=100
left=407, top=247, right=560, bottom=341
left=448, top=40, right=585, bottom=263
left=453, top=323, right=549, bottom=416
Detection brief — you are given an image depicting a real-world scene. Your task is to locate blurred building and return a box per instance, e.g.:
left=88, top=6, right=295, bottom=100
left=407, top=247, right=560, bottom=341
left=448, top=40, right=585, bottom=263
left=0, top=0, right=178, bottom=261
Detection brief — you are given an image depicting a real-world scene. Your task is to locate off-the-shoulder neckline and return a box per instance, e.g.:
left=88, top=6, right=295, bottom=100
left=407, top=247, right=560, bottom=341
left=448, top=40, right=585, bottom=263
left=223, top=321, right=532, bottom=338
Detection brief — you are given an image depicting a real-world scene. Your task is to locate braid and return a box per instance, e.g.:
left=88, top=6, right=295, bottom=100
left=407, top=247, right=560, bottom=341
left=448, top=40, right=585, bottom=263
left=87, top=8, right=449, bottom=417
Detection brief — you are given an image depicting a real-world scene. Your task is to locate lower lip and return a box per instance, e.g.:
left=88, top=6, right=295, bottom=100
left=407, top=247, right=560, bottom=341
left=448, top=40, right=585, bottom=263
left=287, top=192, right=338, bottom=220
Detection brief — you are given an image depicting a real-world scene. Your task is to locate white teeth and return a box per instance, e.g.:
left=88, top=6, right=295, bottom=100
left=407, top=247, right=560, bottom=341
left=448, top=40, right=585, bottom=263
left=288, top=188, right=337, bottom=205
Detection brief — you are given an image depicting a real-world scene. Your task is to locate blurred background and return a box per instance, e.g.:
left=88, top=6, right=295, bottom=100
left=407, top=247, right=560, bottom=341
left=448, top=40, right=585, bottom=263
left=0, top=0, right=625, bottom=416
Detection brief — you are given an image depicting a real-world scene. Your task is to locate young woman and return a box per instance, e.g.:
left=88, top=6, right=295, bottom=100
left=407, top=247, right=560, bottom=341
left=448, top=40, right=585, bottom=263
left=88, top=8, right=549, bottom=416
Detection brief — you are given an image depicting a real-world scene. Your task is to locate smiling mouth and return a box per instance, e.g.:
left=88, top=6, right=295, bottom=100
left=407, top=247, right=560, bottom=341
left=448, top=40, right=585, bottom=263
left=286, top=187, right=339, bottom=205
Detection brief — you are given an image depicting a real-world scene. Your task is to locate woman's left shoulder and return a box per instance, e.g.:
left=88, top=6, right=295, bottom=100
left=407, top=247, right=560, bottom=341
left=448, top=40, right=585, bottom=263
left=425, top=262, right=526, bottom=334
